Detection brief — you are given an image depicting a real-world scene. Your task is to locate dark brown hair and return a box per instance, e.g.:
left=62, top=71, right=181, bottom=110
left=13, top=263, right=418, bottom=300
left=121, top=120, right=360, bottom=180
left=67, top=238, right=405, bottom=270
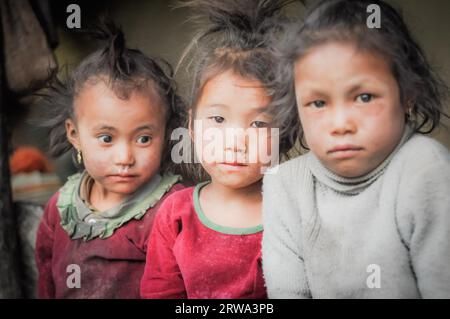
left=273, top=0, right=449, bottom=150
left=37, top=19, right=185, bottom=174
left=175, top=0, right=298, bottom=182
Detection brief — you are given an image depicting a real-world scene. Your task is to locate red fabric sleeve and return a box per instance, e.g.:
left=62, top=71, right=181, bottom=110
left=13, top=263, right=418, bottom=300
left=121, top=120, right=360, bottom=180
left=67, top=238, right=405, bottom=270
left=35, top=192, right=58, bottom=299
left=140, top=193, right=187, bottom=299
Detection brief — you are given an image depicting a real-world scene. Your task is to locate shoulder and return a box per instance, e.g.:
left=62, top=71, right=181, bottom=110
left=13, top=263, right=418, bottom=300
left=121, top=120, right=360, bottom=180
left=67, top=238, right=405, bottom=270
left=39, top=173, right=82, bottom=234
left=263, top=154, right=309, bottom=191
left=394, top=135, right=450, bottom=246
left=393, top=134, right=450, bottom=211
left=45, top=191, right=60, bottom=210
left=262, top=155, right=310, bottom=224
left=53, top=172, right=82, bottom=210
left=144, top=183, right=191, bottom=219
left=61, top=172, right=83, bottom=189
left=393, top=134, right=450, bottom=178
left=138, top=182, right=187, bottom=225
left=151, top=182, right=188, bottom=209
left=165, top=182, right=187, bottom=196
left=37, top=190, right=61, bottom=234
left=153, top=186, right=195, bottom=223
left=161, top=185, right=195, bottom=206
left=398, top=133, right=449, bottom=163
left=45, top=191, right=61, bottom=218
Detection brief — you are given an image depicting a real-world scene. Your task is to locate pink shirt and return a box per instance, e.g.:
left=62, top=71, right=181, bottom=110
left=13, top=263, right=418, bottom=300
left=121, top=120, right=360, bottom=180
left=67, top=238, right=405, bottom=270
left=140, top=183, right=267, bottom=299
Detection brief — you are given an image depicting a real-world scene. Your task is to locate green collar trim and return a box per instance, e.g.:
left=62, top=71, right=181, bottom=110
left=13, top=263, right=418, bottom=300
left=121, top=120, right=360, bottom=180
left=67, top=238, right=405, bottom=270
left=193, top=181, right=263, bottom=235
left=57, top=172, right=181, bottom=241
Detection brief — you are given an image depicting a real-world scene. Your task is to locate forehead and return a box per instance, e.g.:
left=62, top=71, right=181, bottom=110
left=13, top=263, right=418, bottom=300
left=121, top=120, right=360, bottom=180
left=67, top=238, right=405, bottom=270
left=74, top=80, right=166, bottom=129
left=294, top=41, right=393, bottom=86
left=196, top=70, right=271, bottom=114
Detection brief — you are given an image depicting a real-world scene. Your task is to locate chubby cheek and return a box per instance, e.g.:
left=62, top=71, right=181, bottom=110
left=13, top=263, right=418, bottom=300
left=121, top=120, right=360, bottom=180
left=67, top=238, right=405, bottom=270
left=136, top=134, right=165, bottom=167
left=200, top=162, right=217, bottom=179
left=195, top=138, right=222, bottom=164
left=80, top=145, right=112, bottom=178
left=299, top=109, right=326, bottom=154
left=360, top=101, right=405, bottom=148
left=193, top=125, right=226, bottom=164
left=256, top=138, right=278, bottom=172
left=135, top=145, right=163, bottom=175
left=83, top=158, right=110, bottom=184
left=245, top=164, right=265, bottom=181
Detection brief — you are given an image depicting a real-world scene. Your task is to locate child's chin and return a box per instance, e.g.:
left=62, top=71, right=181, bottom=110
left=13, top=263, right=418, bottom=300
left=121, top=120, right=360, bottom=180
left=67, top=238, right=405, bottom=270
left=214, top=175, right=261, bottom=190
left=108, top=184, right=140, bottom=195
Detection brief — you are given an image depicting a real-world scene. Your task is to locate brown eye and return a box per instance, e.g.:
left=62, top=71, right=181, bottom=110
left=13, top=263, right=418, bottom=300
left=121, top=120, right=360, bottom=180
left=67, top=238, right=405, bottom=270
left=137, top=136, right=152, bottom=144
left=209, top=116, right=225, bottom=123
left=356, top=93, right=373, bottom=103
left=307, top=100, right=326, bottom=108
left=251, top=121, right=268, bottom=128
left=98, top=135, right=112, bottom=143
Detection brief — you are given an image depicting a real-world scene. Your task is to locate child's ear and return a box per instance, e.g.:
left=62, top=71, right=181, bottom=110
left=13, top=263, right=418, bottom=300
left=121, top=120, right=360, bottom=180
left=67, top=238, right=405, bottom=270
left=65, top=119, right=81, bottom=150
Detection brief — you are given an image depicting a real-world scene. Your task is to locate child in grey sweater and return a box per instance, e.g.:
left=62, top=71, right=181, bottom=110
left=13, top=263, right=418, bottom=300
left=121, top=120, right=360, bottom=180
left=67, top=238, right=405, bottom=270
left=262, top=0, right=450, bottom=298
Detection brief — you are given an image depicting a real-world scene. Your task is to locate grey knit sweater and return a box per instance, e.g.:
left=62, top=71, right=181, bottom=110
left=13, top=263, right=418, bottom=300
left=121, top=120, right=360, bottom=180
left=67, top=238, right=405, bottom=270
left=262, top=128, right=450, bottom=298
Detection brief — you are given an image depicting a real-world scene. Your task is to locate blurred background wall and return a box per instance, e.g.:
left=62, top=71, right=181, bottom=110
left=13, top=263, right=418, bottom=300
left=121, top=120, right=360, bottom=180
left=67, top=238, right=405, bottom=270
left=10, top=0, right=450, bottom=181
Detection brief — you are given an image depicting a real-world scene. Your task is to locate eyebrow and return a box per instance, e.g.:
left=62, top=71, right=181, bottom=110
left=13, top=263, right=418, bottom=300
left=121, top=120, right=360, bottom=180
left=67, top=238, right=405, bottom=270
left=92, top=124, right=157, bottom=133
left=301, top=84, right=366, bottom=97
left=347, top=84, right=364, bottom=96
left=133, top=125, right=157, bottom=133
left=205, top=103, right=228, bottom=109
left=206, top=103, right=269, bottom=114
left=299, top=88, right=328, bottom=99
left=93, top=125, right=117, bottom=132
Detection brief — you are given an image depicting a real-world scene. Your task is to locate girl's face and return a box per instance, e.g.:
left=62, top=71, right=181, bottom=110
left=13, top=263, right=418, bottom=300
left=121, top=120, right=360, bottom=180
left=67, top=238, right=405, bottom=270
left=192, top=70, right=273, bottom=189
left=294, top=42, right=407, bottom=178
left=66, top=80, right=166, bottom=198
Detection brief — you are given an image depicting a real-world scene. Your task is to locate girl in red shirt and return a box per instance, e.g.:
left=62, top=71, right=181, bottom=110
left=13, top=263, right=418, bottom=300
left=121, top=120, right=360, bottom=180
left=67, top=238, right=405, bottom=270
left=140, top=0, right=296, bottom=299
left=35, top=21, right=185, bottom=298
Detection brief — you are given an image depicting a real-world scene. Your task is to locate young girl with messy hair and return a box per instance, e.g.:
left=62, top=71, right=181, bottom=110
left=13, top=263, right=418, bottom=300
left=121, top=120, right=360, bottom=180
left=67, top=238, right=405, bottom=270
left=35, top=21, right=185, bottom=298
left=262, top=0, right=450, bottom=298
left=140, top=0, right=295, bottom=299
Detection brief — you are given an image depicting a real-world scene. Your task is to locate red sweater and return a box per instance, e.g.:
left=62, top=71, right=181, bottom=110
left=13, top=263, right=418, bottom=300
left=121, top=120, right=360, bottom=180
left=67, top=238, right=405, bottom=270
left=35, top=183, right=185, bottom=299
left=140, top=185, right=267, bottom=299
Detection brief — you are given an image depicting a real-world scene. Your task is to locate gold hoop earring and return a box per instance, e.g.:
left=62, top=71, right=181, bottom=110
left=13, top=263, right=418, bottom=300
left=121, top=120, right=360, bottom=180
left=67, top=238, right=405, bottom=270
left=77, top=149, right=83, bottom=165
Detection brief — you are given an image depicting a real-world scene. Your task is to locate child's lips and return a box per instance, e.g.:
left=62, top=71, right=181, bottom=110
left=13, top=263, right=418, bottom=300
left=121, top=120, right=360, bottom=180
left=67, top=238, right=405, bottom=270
left=327, top=145, right=364, bottom=159
left=108, top=174, right=138, bottom=182
left=217, top=162, right=248, bottom=171
left=220, top=162, right=247, bottom=166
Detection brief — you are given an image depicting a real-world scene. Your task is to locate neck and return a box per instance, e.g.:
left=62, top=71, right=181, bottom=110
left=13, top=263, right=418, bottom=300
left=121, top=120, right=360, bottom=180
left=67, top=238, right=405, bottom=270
left=207, top=179, right=262, bottom=203
left=198, top=179, right=263, bottom=229
left=90, top=181, right=127, bottom=212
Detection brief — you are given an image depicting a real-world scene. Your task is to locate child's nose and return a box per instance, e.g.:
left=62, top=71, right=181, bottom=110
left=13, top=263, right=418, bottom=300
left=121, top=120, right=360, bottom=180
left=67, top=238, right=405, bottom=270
left=224, top=127, right=247, bottom=153
left=329, top=106, right=357, bottom=136
left=114, top=142, right=135, bottom=166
